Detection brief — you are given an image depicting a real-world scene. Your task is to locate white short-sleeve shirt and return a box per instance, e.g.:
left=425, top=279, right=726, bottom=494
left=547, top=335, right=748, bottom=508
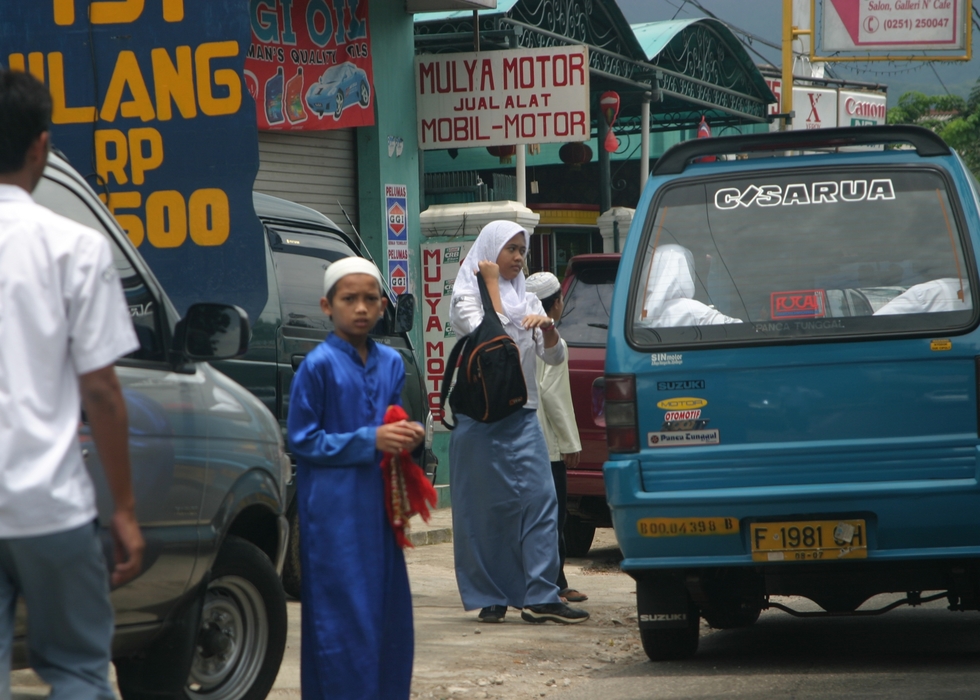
left=0, top=184, right=139, bottom=537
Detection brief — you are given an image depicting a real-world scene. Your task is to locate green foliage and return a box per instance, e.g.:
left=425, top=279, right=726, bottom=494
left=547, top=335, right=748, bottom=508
left=887, top=77, right=980, bottom=178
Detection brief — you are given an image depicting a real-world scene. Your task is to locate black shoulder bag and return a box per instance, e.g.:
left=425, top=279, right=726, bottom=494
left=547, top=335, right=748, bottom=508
left=439, top=273, right=528, bottom=429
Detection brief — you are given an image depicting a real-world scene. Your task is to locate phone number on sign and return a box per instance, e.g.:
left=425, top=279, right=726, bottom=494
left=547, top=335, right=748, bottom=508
left=884, top=18, right=950, bottom=31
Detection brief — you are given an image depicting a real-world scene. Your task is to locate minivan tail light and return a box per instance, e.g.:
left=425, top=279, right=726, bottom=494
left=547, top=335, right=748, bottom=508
left=605, top=373, right=638, bottom=453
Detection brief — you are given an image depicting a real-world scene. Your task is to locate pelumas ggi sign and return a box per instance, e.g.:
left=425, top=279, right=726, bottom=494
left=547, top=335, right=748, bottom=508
left=415, top=46, right=590, bottom=149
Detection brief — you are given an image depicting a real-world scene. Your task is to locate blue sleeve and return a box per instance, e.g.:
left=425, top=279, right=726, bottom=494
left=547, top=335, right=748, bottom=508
left=287, top=359, right=378, bottom=468
left=389, top=353, right=407, bottom=408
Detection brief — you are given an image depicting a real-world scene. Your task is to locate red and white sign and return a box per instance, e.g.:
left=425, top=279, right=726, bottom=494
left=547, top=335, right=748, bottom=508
left=415, top=46, right=590, bottom=150
left=839, top=91, right=888, bottom=126
left=792, top=87, right=838, bottom=131
left=823, top=0, right=967, bottom=51
left=421, top=241, right=474, bottom=430
left=765, top=81, right=886, bottom=132
left=664, top=410, right=702, bottom=421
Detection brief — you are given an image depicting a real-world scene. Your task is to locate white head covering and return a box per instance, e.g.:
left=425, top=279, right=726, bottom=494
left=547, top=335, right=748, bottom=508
left=323, top=256, right=384, bottom=297
left=453, top=220, right=530, bottom=326
left=640, top=244, right=743, bottom=327
left=525, top=271, right=561, bottom=300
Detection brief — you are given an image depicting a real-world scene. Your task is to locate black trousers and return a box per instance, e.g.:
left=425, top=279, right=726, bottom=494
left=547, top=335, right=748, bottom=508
left=551, top=460, right=568, bottom=590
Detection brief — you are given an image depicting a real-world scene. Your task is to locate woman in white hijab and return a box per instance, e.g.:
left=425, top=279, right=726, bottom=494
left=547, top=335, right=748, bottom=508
left=638, top=244, right=742, bottom=327
left=448, top=220, right=589, bottom=625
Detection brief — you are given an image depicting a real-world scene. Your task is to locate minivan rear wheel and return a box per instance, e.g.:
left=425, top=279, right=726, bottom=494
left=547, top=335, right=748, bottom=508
left=564, top=514, right=596, bottom=557
left=184, top=536, right=287, bottom=700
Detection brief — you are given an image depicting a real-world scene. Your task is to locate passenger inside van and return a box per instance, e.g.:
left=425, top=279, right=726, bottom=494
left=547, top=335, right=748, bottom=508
left=873, top=278, right=972, bottom=315
left=638, top=244, right=743, bottom=327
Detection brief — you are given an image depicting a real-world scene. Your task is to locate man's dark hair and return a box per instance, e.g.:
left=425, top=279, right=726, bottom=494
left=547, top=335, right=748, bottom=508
left=540, top=290, right=561, bottom=314
left=0, top=69, right=52, bottom=174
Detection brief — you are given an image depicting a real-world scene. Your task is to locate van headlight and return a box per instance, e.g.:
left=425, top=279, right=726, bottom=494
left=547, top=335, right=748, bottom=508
left=425, top=412, right=435, bottom=450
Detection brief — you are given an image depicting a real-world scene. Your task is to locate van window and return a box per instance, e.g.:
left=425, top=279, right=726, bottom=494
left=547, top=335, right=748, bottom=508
left=559, top=263, right=617, bottom=346
left=270, top=226, right=394, bottom=335
left=629, top=167, right=975, bottom=346
left=33, top=177, right=165, bottom=362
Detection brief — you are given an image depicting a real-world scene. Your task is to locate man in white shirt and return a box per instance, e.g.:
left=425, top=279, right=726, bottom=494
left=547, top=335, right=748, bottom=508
left=0, top=68, right=144, bottom=699
left=526, top=272, right=588, bottom=604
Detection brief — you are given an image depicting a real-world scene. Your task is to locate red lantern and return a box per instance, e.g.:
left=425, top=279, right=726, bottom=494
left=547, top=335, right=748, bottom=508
left=559, top=142, right=593, bottom=170
left=486, top=145, right=517, bottom=164
left=600, top=91, right=621, bottom=153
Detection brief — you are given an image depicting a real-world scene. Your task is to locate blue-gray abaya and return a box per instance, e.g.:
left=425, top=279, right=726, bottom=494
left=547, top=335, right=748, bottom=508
left=449, top=408, right=563, bottom=610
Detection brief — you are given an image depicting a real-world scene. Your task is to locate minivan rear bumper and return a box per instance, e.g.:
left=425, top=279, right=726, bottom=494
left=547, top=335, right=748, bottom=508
left=605, top=458, right=980, bottom=573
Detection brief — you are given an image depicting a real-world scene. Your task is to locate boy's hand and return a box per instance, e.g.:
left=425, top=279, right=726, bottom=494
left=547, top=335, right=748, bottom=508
left=377, top=420, right=425, bottom=453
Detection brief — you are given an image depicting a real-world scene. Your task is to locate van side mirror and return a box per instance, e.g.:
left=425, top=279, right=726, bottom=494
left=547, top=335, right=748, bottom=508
left=393, top=294, right=415, bottom=334
left=174, top=303, right=250, bottom=362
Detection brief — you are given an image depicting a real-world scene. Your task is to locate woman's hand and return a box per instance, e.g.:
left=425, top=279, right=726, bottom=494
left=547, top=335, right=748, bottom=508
left=477, top=260, right=500, bottom=281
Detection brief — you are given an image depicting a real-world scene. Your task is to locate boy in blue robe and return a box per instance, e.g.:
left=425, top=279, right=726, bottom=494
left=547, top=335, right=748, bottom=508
left=288, top=257, right=425, bottom=700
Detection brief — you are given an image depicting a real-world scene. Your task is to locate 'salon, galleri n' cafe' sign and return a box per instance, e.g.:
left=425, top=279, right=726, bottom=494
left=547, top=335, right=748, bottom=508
left=822, top=0, right=970, bottom=51
left=415, top=46, right=590, bottom=149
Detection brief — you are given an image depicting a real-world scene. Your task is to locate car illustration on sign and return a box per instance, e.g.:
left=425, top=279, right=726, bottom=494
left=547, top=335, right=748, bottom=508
left=306, top=62, right=371, bottom=119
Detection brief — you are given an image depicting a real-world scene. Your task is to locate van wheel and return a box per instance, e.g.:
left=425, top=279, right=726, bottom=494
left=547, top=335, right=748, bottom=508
left=184, top=537, right=287, bottom=700
left=639, top=600, right=700, bottom=661
left=564, top=515, right=596, bottom=557
left=281, top=504, right=302, bottom=600
left=701, top=600, right=762, bottom=629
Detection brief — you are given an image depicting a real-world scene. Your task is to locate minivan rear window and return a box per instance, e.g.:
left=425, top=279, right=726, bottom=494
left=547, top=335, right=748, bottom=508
left=629, top=167, right=975, bottom=346
left=559, top=264, right=617, bottom=346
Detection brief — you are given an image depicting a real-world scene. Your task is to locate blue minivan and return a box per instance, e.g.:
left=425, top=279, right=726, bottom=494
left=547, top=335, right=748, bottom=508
left=603, top=126, right=980, bottom=660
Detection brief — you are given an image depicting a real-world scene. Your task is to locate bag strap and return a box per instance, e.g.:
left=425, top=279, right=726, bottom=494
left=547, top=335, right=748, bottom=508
left=438, top=335, right=469, bottom=430
left=476, top=271, right=496, bottom=319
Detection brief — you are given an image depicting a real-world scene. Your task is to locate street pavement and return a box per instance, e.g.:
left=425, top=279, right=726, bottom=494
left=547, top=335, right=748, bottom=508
left=13, top=508, right=980, bottom=698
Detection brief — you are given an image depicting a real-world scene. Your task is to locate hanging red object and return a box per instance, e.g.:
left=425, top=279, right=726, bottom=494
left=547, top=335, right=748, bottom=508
left=600, top=91, right=621, bottom=153
left=486, top=144, right=516, bottom=164
left=559, top=141, right=593, bottom=169
left=695, top=116, right=716, bottom=163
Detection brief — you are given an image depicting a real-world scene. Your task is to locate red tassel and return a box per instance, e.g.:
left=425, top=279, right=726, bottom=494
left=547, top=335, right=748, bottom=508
left=380, top=405, right=438, bottom=548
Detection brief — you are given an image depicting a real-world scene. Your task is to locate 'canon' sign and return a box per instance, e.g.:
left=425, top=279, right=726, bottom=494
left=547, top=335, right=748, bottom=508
left=845, top=97, right=886, bottom=120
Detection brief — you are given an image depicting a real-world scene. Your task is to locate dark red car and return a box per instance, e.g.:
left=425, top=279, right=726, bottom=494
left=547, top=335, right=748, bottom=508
left=557, top=253, right=621, bottom=555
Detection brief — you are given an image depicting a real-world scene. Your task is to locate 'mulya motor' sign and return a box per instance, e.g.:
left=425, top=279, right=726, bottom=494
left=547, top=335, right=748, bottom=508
left=415, top=45, right=590, bottom=150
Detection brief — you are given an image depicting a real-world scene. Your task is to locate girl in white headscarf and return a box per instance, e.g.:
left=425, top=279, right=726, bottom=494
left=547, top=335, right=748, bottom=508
left=638, top=244, right=742, bottom=327
left=448, top=220, right=590, bottom=625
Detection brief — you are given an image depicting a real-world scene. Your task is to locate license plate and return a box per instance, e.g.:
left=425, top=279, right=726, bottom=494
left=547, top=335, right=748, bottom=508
left=750, top=520, right=867, bottom=562
left=637, top=517, right=739, bottom=538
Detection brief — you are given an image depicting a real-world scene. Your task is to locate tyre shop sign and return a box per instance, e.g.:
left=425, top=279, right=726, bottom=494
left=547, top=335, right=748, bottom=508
left=822, top=0, right=968, bottom=51
left=415, top=46, right=590, bottom=149
left=246, top=0, right=375, bottom=131
left=1, top=0, right=267, bottom=322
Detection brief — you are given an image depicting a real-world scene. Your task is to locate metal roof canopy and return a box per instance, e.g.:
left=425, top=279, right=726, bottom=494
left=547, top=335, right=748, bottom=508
left=414, top=0, right=777, bottom=135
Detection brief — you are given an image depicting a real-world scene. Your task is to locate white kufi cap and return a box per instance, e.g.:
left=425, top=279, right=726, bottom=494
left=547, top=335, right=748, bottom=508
left=323, top=257, right=384, bottom=297
left=525, top=271, right=561, bottom=300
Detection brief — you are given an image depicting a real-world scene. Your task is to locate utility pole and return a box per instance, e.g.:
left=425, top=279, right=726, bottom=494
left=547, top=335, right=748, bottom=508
left=781, top=0, right=813, bottom=130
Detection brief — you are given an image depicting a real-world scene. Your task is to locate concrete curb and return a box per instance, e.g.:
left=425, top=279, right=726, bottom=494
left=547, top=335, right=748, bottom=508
left=407, top=526, right=453, bottom=546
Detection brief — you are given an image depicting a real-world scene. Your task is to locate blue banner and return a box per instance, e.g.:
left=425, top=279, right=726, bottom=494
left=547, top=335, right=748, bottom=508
left=1, top=0, right=266, bottom=322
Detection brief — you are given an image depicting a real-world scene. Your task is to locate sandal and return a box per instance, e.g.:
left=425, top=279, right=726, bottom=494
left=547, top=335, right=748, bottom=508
left=559, top=588, right=588, bottom=603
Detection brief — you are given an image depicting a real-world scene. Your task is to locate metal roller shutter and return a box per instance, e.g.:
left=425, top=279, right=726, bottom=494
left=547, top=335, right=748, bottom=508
left=254, top=130, right=358, bottom=230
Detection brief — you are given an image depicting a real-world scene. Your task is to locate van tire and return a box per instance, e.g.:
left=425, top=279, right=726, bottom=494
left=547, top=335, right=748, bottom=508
left=639, top=600, right=700, bottom=661
left=183, top=536, right=287, bottom=700
left=564, top=515, right=596, bottom=558
left=281, top=503, right=302, bottom=600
